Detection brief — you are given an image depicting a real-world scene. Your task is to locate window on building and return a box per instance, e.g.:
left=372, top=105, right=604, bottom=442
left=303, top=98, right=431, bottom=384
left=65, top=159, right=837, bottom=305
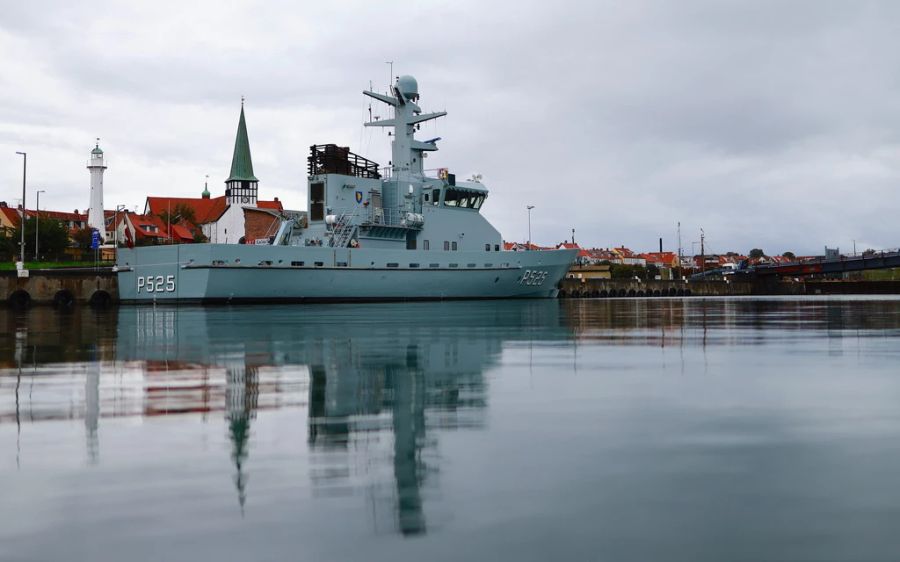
left=485, top=243, right=491, bottom=251
left=409, top=263, right=420, bottom=268
left=495, top=244, right=500, bottom=252
left=451, top=241, right=458, bottom=251
left=387, top=263, right=399, bottom=268
left=424, top=240, right=430, bottom=251
left=443, top=241, right=450, bottom=251
left=291, top=261, right=304, bottom=267
left=429, top=263, right=440, bottom=268
left=449, top=263, right=458, bottom=268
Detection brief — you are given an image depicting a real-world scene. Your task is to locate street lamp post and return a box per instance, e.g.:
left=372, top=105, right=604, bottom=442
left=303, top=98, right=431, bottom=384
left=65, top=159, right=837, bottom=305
left=526, top=205, right=535, bottom=250
left=15, top=152, right=26, bottom=266
left=35, top=190, right=45, bottom=261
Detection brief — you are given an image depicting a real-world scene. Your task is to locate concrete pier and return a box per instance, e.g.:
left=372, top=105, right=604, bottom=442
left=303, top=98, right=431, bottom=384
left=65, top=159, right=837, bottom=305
left=1, top=268, right=118, bottom=308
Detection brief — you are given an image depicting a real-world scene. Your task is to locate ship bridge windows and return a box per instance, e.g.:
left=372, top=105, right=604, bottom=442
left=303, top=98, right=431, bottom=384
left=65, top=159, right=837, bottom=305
left=443, top=188, right=485, bottom=210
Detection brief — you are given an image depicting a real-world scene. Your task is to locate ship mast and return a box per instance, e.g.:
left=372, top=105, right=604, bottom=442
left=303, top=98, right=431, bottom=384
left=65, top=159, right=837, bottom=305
left=363, top=75, right=446, bottom=178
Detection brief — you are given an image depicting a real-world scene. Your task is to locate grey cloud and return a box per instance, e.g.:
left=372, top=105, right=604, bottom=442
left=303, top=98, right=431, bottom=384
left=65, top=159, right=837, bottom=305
left=3, top=0, right=900, bottom=255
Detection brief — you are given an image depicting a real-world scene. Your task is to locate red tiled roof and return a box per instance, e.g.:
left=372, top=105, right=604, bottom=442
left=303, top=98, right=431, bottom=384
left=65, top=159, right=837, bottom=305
left=129, top=214, right=166, bottom=239
left=145, top=196, right=228, bottom=224
left=0, top=206, right=20, bottom=226
left=126, top=212, right=196, bottom=243
left=640, top=252, right=679, bottom=266
left=257, top=200, right=284, bottom=211
left=145, top=196, right=283, bottom=223
left=506, top=242, right=551, bottom=251
left=25, top=209, right=87, bottom=222
left=170, top=224, right=195, bottom=242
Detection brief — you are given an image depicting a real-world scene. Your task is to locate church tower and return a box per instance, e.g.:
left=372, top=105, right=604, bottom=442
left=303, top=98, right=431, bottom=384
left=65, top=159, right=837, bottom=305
left=86, top=139, right=107, bottom=235
left=225, top=100, right=258, bottom=206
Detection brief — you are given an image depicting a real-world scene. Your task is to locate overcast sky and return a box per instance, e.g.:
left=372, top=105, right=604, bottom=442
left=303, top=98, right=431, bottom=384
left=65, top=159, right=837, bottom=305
left=2, top=0, right=899, bottom=255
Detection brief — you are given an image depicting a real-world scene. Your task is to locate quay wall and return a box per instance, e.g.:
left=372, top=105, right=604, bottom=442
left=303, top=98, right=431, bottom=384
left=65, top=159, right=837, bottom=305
left=1, top=268, right=118, bottom=308
left=804, top=280, right=900, bottom=295
left=558, top=278, right=753, bottom=298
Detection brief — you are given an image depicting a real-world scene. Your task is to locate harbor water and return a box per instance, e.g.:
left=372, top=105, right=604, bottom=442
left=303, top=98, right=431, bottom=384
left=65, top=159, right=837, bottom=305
left=2, top=297, right=900, bottom=561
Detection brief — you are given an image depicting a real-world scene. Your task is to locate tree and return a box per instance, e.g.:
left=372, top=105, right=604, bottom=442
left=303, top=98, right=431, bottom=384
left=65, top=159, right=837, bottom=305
left=0, top=231, right=17, bottom=261
left=158, top=203, right=196, bottom=227
left=782, top=251, right=796, bottom=261
left=12, top=217, right=71, bottom=261
left=749, top=248, right=766, bottom=259
left=71, top=227, right=95, bottom=250
left=610, top=264, right=650, bottom=280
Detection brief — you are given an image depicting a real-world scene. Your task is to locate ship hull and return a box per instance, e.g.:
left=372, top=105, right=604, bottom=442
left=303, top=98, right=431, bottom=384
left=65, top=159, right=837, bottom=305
left=116, top=245, right=577, bottom=303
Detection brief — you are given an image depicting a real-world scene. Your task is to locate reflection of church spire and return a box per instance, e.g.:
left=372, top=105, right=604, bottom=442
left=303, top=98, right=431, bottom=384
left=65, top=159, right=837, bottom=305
left=226, top=364, right=259, bottom=514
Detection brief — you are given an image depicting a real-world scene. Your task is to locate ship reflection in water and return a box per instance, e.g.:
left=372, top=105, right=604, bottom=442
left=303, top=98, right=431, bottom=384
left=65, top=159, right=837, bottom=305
left=2, top=301, right=567, bottom=537
left=114, top=303, right=533, bottom=535
left=4, top=298, right=900, bottom=561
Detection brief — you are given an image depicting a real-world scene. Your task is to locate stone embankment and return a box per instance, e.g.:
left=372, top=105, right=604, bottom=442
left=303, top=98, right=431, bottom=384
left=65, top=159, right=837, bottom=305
left=804, top=280, right=900, bottom=294
left=1, top=268, right=117, bottom=309
left=558, top=278, right=753, bottom=298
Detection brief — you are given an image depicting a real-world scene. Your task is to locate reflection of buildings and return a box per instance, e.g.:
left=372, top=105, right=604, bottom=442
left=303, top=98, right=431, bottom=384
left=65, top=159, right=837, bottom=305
left=561, top=298, right=900, bottom=347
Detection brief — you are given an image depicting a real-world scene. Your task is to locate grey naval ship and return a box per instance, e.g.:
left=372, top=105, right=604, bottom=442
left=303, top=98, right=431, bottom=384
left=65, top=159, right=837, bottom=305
left=116, top=75, right=577, bottom=302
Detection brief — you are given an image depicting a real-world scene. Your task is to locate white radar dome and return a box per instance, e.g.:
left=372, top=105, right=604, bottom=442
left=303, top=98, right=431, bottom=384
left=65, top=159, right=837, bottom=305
left=397, top=75, right=418, bottom=99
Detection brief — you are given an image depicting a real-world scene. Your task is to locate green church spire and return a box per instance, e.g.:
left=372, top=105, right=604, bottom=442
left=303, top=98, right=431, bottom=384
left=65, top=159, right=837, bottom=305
left=227, top=99, right=258, bottom=182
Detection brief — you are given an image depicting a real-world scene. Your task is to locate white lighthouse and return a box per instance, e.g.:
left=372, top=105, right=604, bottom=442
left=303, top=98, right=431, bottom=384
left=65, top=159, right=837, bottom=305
left=86, top=139, right=107, bottom=237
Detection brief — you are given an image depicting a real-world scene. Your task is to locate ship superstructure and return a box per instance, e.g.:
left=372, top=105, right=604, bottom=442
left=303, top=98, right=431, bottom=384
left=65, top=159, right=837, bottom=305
left=116, top=75, right=576, bottom=302
left=276, top=75, right=498, bottom=254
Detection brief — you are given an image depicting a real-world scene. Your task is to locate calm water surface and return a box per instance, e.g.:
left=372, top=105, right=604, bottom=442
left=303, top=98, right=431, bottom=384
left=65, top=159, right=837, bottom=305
left=2, top=297, right=900, bottom=561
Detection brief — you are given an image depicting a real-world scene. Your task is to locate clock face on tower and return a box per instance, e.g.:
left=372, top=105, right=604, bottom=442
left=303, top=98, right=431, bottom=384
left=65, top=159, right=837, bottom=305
left=241, top=196, right=250, bottom=203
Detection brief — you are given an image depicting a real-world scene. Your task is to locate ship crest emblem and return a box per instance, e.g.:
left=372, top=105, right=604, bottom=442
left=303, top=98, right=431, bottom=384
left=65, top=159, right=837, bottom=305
left=355, top=191, right=363, bottom=204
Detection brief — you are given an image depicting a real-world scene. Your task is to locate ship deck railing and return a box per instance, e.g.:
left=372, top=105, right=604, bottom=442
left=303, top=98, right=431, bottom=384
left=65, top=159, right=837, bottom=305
left=331, top=206, right=423, bottom=230
left=308, top=144, right=381, bottom=179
